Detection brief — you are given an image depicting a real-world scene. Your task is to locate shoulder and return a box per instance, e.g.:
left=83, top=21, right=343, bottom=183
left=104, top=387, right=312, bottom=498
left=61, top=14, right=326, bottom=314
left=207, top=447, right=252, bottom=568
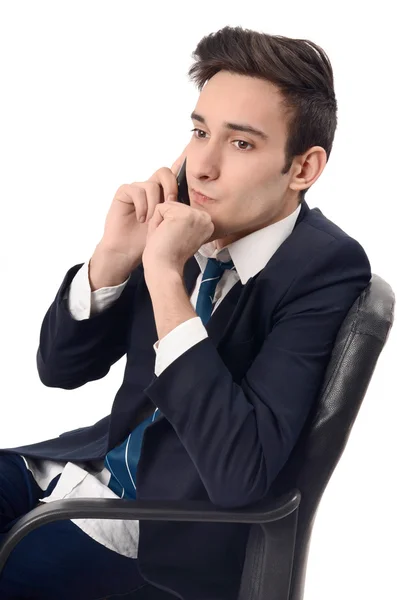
left=295, top=202, right=371, bottom=270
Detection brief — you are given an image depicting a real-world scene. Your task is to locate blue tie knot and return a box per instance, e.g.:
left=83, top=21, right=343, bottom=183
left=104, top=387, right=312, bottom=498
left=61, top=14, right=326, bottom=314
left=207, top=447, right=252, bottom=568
left=207, top=257, right=235, bottom=273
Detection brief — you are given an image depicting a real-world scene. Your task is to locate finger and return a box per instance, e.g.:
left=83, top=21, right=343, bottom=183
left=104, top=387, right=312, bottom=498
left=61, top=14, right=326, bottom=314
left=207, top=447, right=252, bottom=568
left=155, top=167, right=179, bottom=204
left=147, top=202, right=166, bottom=235
left=170, top=146, right=188, bottom=177
left=119, top=184, right=148, bottom=223
left=143, top=181, right=162, bottom=222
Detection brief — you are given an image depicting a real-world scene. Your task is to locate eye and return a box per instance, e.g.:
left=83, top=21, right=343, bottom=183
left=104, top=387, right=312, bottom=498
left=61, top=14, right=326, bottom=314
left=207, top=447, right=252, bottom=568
left=191, top=128, right=207, bottom=139
left=190, top=128, right=254, bottom=151
left=233, top=140, right=253, bottom=151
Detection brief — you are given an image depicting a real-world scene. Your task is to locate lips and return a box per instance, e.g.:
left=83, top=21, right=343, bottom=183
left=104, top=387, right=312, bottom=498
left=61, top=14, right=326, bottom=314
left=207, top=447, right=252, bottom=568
left=191, top=188, right=216, bottom=202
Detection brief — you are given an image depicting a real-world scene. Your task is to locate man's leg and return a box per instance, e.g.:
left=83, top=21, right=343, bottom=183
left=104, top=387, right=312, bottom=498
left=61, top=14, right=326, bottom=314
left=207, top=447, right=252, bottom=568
left=0, top=453, right=149, bottom=599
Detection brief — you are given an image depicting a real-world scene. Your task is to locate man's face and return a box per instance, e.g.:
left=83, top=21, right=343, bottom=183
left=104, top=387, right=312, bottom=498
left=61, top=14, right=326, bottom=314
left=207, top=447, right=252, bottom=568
left=186, top=71, right=302, bottom=248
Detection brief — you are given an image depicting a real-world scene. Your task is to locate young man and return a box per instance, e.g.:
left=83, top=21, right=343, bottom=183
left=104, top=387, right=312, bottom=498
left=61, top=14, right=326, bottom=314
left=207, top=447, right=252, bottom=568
left=0, top=25, right=371, bottom=600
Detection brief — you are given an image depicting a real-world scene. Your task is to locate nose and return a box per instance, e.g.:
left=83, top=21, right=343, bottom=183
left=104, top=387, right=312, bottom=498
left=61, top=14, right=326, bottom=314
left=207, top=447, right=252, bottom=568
left=189, top=149, right=221, bottom=184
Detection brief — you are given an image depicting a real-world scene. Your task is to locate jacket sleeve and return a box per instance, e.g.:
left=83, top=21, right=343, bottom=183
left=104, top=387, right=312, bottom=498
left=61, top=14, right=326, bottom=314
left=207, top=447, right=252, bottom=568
left=36, top=261, right=144, bottom=389
left=144, top=237, right=372, bottom=508
left=153, top=317, right=208, bottom=376
left=67, top=261, right=130, bottom=320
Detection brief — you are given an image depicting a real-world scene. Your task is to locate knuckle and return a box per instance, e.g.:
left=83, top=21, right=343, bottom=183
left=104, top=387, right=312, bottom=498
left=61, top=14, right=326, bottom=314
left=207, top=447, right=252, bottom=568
left=157, top=166, right=172, bottom=176
left=146, top=180, right=160, bottom=189
left=116, top=183, right=130, bottom=194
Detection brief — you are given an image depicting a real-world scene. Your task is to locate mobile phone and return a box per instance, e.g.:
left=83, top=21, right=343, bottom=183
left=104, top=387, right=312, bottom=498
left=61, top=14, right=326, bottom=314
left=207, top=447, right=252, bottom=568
left=176, top=158, right=190, bottom=205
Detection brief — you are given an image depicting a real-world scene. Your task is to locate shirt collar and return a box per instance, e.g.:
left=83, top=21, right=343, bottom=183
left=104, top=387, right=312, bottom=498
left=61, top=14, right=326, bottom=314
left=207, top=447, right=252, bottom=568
left=194, top=203, right=302, bottom=284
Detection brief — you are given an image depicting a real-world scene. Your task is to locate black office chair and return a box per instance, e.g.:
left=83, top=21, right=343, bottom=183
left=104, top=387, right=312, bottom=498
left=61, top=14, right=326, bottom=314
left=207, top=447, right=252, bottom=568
left=0, top=274, right=394, bottom=599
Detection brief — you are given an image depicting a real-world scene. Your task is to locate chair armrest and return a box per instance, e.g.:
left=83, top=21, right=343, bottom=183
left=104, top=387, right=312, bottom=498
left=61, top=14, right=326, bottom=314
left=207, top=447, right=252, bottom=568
left=0, top=489, right=300, bottom=573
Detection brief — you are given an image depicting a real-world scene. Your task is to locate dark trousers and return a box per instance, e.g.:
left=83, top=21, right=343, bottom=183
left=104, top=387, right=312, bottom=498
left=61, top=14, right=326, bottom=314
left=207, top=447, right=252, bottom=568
left=0, top=453, right=161, bottom=599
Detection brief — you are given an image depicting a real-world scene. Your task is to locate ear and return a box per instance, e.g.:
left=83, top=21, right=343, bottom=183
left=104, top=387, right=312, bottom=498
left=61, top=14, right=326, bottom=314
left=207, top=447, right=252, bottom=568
left=289, top=146, right=327, bottom=193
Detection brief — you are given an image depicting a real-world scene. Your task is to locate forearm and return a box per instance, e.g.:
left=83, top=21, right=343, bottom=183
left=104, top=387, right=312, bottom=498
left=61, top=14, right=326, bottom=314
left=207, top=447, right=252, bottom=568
left=145, top=269, right=197, bottom=342
left=38, top=262, right=142, bottom=389
left=144, top=337, right=269, bottom=508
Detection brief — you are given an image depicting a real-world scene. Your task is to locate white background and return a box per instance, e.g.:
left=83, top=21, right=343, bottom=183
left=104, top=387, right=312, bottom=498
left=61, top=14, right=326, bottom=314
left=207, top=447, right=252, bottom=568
left=0, top=1, right=395, bottom=598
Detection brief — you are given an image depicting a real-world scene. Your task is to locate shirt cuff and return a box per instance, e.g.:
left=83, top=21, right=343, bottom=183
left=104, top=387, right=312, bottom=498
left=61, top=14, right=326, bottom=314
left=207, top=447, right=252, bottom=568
left=153, top=317, right=208, bottom=376
left=67, top=261, right=130, bottom=320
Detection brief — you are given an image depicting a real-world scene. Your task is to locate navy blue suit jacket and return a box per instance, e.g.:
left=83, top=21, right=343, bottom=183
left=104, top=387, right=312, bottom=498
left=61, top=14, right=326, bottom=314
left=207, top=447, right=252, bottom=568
left=5, top=200, right=372, bottom=599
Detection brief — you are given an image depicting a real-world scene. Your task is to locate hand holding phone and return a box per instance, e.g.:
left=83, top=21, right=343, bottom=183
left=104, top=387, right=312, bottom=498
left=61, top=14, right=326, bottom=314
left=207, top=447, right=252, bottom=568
left=90, top=158, right=188, bottom=289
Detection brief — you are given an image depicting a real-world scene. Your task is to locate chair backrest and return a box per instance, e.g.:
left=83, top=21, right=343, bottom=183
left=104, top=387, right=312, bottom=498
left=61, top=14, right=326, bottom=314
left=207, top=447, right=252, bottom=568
left=268, top=274, right=395, bottom=600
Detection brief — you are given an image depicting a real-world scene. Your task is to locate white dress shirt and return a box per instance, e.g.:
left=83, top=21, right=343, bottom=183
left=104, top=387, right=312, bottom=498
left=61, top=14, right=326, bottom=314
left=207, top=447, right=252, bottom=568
left=21, top=204, right=301, bottom=557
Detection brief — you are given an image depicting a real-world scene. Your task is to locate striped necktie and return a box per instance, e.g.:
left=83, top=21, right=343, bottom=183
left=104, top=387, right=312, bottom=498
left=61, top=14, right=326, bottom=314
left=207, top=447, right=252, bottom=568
left=106, top=256, right=235, bottom=499
left=195, top=257, right=236, bottom=325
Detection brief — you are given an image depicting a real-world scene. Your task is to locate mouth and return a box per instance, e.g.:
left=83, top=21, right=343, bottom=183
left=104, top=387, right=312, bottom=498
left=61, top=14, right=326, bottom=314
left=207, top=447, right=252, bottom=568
left=190, top=188, right=216, bottom=204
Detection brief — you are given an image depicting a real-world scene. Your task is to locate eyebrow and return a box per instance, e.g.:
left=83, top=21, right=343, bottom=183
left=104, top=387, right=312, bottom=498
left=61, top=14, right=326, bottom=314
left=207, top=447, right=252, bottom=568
left=190, top=111, right=269, bottom=141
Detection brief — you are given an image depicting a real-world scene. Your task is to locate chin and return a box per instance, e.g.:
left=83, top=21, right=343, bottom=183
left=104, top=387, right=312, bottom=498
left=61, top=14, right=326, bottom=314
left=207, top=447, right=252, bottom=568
left=205, top=230, right=218, bottom=244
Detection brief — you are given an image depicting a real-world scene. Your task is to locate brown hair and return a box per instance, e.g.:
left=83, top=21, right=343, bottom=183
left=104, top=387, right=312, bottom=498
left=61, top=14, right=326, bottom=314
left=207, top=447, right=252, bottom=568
left=187, top=26, right=338, bottom=203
